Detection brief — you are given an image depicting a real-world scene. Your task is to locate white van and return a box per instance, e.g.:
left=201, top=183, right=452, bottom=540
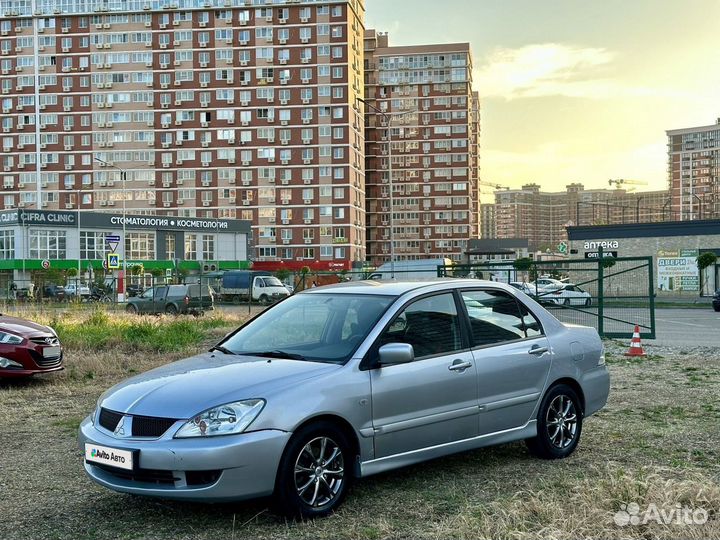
left=367, top=258, right=454, bottom=280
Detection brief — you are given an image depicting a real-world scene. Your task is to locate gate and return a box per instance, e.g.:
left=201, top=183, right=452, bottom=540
left=443, top=252, right=655, bottom=339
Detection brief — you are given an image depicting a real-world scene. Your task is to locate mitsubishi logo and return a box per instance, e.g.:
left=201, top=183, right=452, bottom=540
left=114, top=416, right=131, bottom=438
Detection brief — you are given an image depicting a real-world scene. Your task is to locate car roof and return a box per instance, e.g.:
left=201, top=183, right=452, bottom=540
left=301, top=279, right=515, bottom=297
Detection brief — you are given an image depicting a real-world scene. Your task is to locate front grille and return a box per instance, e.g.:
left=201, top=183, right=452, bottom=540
left=29, top=336, right=60, bottom=347
left=93, top=463, right=177, bottom=485
left=28, top=350, right=62, bottom=368
left=131, top=415, right=177, bottom=437
left=99, top=408, right=123, bottom=432
left=98, top=408, right=177, bottom=438
left=92, top=463, right=221, bottom=487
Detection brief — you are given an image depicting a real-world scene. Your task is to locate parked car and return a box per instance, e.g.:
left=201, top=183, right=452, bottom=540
left=509, top=281, right=533, bottom=294
left=713, top=290, right=720, bottom=312
left=547, top=284, right=593, bottom=306
left=125, top=284, right=214, bottom=315
left=42, top=284, right=66, bottom=302
left=65, top=283, right=91, bottom=299
left=80, top=279, right=609, bottom=518
left=0, top=315, right=63, bottom=378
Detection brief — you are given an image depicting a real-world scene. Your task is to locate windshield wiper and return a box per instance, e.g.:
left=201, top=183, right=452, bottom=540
left=210, top=345, right=236, bottom=355
left=241, top=350, right=308, bottom=361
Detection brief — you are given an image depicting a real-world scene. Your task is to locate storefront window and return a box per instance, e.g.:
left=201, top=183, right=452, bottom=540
left=184, top=234, right=197, bottom=260
left=0, top=230, right=14, bottom=259
left=125, top=233, right=155, bottom=260
left=29, top=230, right=66, bottom=260
left=165, top=235, right=176, bottom=260
left=80, top=231, right=107, bottom=260
left=201, top=234, right=215, bottom=260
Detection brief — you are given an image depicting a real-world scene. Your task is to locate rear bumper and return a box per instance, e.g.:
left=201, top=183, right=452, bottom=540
left=581, top=365, right=610, bottom=417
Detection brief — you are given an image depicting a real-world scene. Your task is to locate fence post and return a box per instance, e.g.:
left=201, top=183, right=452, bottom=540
left=597, top=247, right=604, bottom=337
left=648, top=256, right=656, bottom=339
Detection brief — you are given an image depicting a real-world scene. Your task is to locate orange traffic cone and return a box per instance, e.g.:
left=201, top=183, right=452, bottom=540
left=624, top=325, right=647, bottom=357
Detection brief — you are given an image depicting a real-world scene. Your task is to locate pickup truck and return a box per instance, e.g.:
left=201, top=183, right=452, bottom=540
left=125, top=284, right=214, bottom=315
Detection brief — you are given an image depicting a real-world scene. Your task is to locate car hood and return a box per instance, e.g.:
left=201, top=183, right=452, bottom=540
left=100, top=352, right=341, bottom=419
left=0, top=315, right=54, bottom=336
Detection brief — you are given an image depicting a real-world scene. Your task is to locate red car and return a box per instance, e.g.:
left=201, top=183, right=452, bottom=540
left=0, top=315, right=63, bottom=378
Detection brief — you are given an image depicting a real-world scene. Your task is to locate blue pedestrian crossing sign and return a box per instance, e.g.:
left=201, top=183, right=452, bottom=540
left=107, top=253, right=120, bottom=270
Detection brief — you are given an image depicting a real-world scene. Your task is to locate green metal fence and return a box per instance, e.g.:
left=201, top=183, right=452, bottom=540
left=441, top=254, right=655, bottom=339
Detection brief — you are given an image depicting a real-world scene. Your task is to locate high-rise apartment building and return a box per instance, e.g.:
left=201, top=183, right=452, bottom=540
left=485, top=183, right=668, bottom=250
left=0, top=0, right=366, bottom=270
left=667, top=118, right=720, bottom=221
left=363, top=30, right=479, bottom=265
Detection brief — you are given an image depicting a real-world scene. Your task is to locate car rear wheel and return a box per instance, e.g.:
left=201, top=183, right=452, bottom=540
left=714, top=306, right=720, bottom=312
left=526, top=384, right=583, bottom=460
left=165, top=304, right=178, bottom=315
left=273, top=422, right=352, bottom=519
left=126, top=304, right=138, bottom=314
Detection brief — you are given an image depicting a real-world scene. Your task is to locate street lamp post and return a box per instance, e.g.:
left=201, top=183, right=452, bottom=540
left=357, top=97, right=416, bottom=279
left=94, top=157, right=127, bottom=300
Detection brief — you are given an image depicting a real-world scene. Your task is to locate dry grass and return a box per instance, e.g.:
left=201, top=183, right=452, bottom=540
left=0, top=335, right=718, bottom=539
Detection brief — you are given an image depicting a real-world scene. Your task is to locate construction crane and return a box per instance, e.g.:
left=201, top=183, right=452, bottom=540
left=608, top=178, right=648, bottom=191
left=479, top=181, right=511, bottom=191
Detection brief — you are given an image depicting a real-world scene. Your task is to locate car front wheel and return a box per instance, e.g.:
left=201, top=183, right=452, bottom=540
left=273, top=422, right=352, bottom=519
left=526, top=384, right=583, bottom=459
left=126, top=304, right=138, bottom=314
left=165, top=304, right=178, bottom=315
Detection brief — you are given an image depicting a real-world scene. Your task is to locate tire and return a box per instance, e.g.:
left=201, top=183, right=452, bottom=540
left=126, top=304, right=138, bottom=315
left=526, top=383, right=583, bottom=460
left=562, top=298, right=570, bottom=306
left=584, top=298, right=592, bottom=307
left=259, top=294, right=270, bottom=306
left=165, top=304, right=178, bottom=316
left=714, top=306, right=720, bottom=312
left=273, top=421, right=353, bottom=519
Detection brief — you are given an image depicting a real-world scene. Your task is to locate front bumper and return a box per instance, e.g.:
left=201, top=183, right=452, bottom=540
left=78, top=417, right=291, bottom=502
left=0, top=364, right=64, bottom=378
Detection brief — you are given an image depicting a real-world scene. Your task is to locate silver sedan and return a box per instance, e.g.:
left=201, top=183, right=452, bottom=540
left=79, top=280, right=610, bottom=518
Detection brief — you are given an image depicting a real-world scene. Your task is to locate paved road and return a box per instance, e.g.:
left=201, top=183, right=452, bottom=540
left=650, top=308, right=720, bottom=347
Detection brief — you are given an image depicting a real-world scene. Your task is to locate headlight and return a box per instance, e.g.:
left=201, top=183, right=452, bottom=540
left=0, top=332, right=23, bottom=345
left=175, top=399, right=265, bottom=438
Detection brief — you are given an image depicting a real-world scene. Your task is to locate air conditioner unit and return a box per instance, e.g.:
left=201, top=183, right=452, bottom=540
left=107, top=200, right=115, bottom=206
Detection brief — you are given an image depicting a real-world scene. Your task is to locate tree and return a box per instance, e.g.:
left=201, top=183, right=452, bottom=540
left=274, top=268, right=291, bottom=283
left=698, top=252, right=717, bottom=295
left=513, top=257, right=533, bottom=271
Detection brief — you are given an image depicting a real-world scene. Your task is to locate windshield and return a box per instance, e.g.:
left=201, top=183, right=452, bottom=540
left=261, top=277, right=284, bottom=287
left=223, top=293, right=395, bottom=364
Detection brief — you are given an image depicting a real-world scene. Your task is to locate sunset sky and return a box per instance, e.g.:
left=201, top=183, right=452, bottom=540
left=366, top=0, right=720, bottom=196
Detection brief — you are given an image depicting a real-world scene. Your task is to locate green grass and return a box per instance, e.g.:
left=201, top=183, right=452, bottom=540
left=39, top=309, right=239, bottom=353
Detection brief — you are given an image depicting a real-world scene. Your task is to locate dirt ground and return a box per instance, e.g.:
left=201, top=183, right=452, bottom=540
left=1, top=341, right=719, bottom=540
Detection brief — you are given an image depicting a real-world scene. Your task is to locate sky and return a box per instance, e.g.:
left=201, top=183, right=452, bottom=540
left=365, top=0, right=720, bottom=196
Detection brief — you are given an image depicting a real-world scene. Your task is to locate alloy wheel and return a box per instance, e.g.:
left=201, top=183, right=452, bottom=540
left=293, top=436, right=345, bottom=508
left=545, top=395, right=578, bottom=449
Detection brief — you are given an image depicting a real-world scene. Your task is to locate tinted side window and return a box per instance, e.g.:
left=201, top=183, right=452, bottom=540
left=378, top=293, right=462, bottom=359
left=461, top=290, right=529, bottom=346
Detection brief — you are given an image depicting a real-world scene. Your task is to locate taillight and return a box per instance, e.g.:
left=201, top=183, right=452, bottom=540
left=553, top=290, right=562, bottom=295
left=184, top=295, right=189, bottom=305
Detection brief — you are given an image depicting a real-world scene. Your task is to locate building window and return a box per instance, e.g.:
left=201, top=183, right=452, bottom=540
left=201, top=234, right=215, bottom=260
left=0, top=230, right=14, bottom=259
left=125, top=233, right=155, bottom=260
left=80, top=231, right=107, bottom=260
left=184, top=234, right=197, bottom=260
left=165, top=235, right=176, bottom=260
left=29, top=230, right=66, bottom=260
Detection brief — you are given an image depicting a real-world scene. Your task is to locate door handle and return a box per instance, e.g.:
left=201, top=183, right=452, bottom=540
left=448, top=359, right=473, bottom=372
left=528, top=345, right=549, bottom=356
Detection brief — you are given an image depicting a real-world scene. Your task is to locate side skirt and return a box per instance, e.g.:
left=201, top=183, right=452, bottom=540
left=359, top=420, right=537, bottom=478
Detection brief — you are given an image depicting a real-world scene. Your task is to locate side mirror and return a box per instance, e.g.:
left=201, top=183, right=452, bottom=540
left=378, top=343, right=414, bottom=366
